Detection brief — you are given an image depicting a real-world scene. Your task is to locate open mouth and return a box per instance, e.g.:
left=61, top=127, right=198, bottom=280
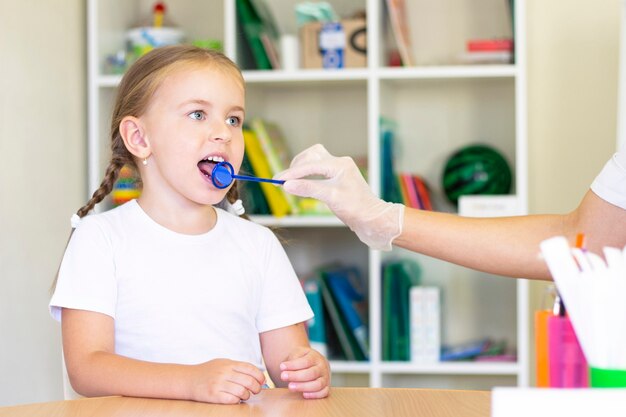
left=197, top=155, right=226, bottom=180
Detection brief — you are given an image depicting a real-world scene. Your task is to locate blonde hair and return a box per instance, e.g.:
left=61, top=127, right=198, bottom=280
left=52, top=45, right=245, bottom=291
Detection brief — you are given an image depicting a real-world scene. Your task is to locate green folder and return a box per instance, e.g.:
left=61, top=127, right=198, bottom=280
left=382, top=263, right=394, bottom=361
left=236, top=0, right=271, bottom=69
left=236, top=0, right=279, bottom=70
left=395, top=260, right=421, bottom=360
left=382, top=259, right=421, bottom=361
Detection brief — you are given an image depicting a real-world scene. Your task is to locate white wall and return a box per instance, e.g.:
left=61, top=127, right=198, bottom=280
left=0, top=0, right=621, bottom=406
left=526, top=0, right=620, bottom=384
left=528, top=1, right=619, bottom=214
left=0, top=0, right=85, bottom=405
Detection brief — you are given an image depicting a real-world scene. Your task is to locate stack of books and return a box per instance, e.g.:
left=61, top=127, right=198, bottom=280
left=382, top=259, right=422, bottom=361
left=241, top=118, right=295, bottom=216
left=384, top=0, right=414, bottom=66
left=382, top=257, right=512, bottom=363
left=380, top=117, right=433, bottom=210
left=303, top=264, right=369, bottom=361
left=240, top=118, right=331, bottom=217
left=440, top=339, right=512, bottom=362
left=397, top=173, right=433, bottom=210
left=460, top=38, right=514, bottom=64
left=236, top=0, right=281, bottom=70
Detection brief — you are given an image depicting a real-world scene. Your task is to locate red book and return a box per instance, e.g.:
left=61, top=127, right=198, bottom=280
left=413, top=176, right=432, bottom=211
left=467, top=39, right=514, bottom=52
left=401, top=173, right=420, bottom=208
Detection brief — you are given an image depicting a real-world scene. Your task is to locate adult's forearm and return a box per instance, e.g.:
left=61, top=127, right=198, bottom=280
left=393, top=208, right=574, bottom=280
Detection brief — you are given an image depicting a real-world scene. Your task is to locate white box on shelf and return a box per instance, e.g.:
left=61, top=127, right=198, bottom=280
left=458, top=195, right=521, bottom=218
left=410, top=286, right=440, bottom=364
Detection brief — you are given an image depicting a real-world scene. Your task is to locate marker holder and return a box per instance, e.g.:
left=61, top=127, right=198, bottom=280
left=590, top=367, right=626, bottom=388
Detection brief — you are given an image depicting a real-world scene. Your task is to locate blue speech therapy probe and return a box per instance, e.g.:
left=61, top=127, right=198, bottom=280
left=211, top=161, right=286, bottom=189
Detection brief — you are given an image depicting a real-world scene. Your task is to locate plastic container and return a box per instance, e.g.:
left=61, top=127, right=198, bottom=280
left=126, top=27, right=185, bottom=57
left=589, top=367, right=626, bottom=388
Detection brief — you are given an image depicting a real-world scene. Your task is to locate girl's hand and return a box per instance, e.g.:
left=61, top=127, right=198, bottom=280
left=190, top=358, right=266, bottom=404
left=279, top=347, right=330, bottom=399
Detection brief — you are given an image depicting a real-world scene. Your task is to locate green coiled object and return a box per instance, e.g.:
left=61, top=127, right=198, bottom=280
left=442, top=144, right=512, bottom=205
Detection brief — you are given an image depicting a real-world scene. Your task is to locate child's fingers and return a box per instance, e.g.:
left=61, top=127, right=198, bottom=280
left=215, top=391, right=243, bottom=405
left=281, top=366, right=319, bottom=383
left=286, top=376, right=328, bottom=394
left=280, top=350, right=313, bottom=371
left=229, top=371, right=263, bottom=395
left=232, top=362, right=266, bottom=385
left=221, top=381, right=252, bottom=402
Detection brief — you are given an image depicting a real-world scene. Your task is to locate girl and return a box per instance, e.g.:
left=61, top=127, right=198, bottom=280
left=50, top=45, right=330, bottom=403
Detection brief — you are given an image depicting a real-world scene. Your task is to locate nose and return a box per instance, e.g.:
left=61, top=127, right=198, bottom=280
left=210, top=119, right=231, bottom=143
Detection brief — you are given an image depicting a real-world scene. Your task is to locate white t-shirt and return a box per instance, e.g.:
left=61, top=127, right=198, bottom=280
left=50, top=200, right=313, bottom=369
left=590, top=151, right=626, bottom=210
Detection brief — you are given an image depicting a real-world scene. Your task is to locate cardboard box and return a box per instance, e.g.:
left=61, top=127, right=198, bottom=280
left=300, top=18, right=367, bottom=69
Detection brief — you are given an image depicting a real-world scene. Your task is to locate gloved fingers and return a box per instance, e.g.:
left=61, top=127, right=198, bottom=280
left=282, top=178, right=330, bottom=200
left=274, top=160, right=339, bottom=181
left=288, top=144, right=332, bottom=167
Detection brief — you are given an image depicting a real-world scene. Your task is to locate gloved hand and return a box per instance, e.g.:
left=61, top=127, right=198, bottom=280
left=275, top=144, right=404, bottom=251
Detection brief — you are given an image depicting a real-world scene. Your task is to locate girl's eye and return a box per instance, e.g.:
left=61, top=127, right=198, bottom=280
left=189, top=111, right=205, bottom=121
left=226, top=116, right=241, bottom=127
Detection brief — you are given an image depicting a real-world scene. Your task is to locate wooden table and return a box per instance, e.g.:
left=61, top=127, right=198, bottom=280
left=0, top=388, right=491, bottom=417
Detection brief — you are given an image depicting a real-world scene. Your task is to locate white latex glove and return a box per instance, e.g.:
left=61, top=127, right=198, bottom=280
left=275, top=144, right=404, bottom=251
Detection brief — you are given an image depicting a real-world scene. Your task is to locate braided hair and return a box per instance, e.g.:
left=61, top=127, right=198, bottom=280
left=52, top=45, right=246, bottom=292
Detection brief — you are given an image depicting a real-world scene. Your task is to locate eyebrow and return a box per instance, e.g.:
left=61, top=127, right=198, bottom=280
left=180, top=99, right=210, bottom=107
left=179, top=99, right=245, bottom=114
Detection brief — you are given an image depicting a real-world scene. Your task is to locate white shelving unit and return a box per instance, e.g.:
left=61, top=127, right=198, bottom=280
left=88, top=0, right=528, bottom=389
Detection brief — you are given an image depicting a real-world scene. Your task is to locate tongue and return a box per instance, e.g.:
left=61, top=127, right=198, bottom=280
left=197, top=161, right=215, bottom=177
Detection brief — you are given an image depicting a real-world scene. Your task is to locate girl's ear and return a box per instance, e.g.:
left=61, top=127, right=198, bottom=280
left=120, top=116, right=151, bottom=159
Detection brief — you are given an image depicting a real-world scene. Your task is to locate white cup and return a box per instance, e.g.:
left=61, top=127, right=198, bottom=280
left=280, top=34, right=299, bottom=71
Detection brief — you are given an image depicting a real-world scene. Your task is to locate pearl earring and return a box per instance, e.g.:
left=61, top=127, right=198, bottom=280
left=142, top=157, right=148, bottom=166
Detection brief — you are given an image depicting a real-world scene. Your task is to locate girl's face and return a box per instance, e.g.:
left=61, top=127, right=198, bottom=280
left=140, top=64, right=245, bottom=207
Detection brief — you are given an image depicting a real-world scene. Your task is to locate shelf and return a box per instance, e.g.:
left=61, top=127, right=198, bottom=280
left=328, top=361, right=521, bottom=376
left=98, top=69, right=369, bottom=88
left=98, top=65, right=516, bottom=88
left=379, top=361, right=520, bottom=376
left=248, top=215, right=345, bottom=228
left=243, top=68, right=369, bottom=85
left=329, top=361, right=372, bottom=373
left=378, top=65, right=518, bottom=80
